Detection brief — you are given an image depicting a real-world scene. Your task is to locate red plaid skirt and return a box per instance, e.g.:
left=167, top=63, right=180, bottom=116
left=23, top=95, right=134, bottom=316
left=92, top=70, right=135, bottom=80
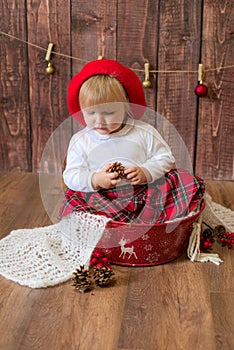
left=59, top=169, right=205, bottom=224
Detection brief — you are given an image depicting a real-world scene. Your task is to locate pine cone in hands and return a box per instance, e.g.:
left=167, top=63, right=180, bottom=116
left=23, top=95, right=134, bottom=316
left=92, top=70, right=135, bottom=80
left=108, top=162, right=125, bottom=178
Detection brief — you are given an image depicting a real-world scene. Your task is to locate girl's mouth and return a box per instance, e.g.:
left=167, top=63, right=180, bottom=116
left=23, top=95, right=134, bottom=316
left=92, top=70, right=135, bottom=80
left=95, top=127, right=109, bottom=133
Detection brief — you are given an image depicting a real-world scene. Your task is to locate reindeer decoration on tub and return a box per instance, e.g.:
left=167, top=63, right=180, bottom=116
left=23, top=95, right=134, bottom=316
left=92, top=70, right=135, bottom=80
left=119, top=238, right=138, bottom=260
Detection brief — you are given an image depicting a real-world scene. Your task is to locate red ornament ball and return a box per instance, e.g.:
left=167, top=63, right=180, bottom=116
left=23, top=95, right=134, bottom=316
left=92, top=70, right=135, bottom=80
left=195, top=84, right=208, bottom=97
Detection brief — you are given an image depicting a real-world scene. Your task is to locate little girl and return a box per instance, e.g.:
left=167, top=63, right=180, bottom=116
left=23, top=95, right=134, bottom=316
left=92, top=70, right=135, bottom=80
left=59, top=59, right=204, bottom=224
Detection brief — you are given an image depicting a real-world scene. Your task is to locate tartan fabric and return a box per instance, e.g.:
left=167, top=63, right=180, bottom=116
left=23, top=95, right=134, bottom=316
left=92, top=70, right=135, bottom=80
left=58, top=169, right=205, bottom=224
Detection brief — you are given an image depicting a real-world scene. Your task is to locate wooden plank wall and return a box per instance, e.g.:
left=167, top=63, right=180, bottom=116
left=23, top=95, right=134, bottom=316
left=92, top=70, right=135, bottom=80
left=0, top=0, right=233, bottom=180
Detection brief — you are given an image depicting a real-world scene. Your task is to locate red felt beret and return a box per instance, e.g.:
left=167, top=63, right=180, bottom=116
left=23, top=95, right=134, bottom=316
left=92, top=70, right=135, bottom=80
left=67, top=59, right=146, bottom=125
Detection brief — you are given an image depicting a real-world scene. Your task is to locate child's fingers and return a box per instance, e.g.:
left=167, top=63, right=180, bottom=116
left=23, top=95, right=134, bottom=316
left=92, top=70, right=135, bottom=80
left=109, top=171, right=119, bottom=180
left=129, top=176, right=139, bottom=183
left=104, top=163, right=115, bottom=172
left=125, top=169, right=137, bottom=180
left=130, top=179, right=140, bottom=185
left=111, top=178, right=121, bottom=186
left=124, top=166, right=136, bottom=174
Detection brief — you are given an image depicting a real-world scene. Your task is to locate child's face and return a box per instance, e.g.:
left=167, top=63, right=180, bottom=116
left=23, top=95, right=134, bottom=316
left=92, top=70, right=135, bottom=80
left=82, top=103, right=126, bottom=135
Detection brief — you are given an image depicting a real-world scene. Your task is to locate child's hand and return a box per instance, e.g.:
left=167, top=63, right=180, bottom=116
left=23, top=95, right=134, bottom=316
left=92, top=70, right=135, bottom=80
left=124, top=166, right=151, bottom=185
left=92, top=164, right=122, bottom=190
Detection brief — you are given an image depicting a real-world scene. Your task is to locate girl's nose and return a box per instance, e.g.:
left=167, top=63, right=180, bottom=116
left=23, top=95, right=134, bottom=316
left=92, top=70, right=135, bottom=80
left=95, top=114, right=105, bottom=125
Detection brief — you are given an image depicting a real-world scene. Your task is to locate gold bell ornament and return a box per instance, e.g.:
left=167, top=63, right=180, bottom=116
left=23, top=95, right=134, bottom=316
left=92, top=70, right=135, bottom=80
left=46, top=61, right=55, bottom=75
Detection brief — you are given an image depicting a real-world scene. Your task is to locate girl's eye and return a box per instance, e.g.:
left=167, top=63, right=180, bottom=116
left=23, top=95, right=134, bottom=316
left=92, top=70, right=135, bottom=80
left=85, top=111, right=95, bottom=115
left=104, top=111, right=115, bottom=115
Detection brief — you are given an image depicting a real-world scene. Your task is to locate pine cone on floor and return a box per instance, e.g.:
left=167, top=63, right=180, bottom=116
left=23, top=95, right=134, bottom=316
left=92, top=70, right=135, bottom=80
left=71, top=265, right=92, bottom=293
left=93, top=266, right=115, bottom=287
left=108, top=162, right=126, bottom=178
left=213, top=225, right=226, bottom=239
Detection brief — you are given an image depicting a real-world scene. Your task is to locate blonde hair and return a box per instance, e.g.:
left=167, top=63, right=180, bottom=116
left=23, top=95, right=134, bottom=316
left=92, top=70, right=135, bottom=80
left=79, top=75, right=130, bottom=109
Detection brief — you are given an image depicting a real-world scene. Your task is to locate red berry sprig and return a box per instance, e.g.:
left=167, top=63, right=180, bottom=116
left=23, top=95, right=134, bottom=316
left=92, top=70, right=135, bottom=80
left=90, top=250, right=112, bottom=269
left=200, top=228, right=214, bottom=253
left=219, top=232, right=234, bottom=249
left=201, top=223, right=234, bottom=251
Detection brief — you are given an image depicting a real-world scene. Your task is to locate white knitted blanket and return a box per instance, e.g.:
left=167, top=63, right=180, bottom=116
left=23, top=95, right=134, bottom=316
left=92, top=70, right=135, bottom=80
left=0, top=211, right=109, bottom=288
left=202, top=193, right=234, bottom=232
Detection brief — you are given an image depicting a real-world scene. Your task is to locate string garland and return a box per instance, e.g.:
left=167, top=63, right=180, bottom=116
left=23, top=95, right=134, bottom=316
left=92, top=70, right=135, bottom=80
left=0, top=31, right=89, bottom=63
left=1, top=30, right=234, bottom=75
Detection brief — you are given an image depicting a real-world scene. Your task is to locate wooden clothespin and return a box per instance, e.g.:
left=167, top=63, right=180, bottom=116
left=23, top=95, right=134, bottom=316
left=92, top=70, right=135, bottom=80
left=198, top=63, right=205, bottom=84
left=142, top=62, right=151, bottom=88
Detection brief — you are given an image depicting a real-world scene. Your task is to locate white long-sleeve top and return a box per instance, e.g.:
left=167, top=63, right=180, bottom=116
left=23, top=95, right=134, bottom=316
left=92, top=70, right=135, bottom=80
left=63, top=118, right=175, bottom=192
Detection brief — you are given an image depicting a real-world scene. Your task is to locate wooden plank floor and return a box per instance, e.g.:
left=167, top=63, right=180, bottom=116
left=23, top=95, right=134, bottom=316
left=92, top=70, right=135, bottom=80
left=0, top=172, right=233, bottom=350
